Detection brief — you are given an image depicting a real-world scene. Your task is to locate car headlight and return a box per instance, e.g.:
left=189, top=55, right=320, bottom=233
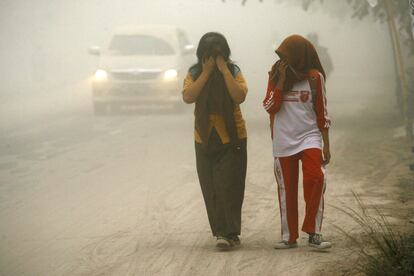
left=163, top=69, right=178, bottom=81
left=94, top=69, right=108, bottom=81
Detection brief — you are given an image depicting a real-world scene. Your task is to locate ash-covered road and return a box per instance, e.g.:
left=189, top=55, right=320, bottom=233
left=0, top=78, right=406, bottom=276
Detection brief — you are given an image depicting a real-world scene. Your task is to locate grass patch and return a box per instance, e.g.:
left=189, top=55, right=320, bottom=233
left=331, top=191, right=414, bottom=276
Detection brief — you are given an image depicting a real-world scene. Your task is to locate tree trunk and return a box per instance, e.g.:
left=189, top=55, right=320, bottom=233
left=384, top=0, right=413, bottom=142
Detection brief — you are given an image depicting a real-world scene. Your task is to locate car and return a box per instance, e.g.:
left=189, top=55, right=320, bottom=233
left=88, top=25, right=195, bottom=114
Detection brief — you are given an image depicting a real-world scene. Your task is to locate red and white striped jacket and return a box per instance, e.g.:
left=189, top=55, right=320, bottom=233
left=263, top=70, right=331, bottom=142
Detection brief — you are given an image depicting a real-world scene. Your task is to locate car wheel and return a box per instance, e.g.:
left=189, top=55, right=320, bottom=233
left=93, top=102, right=108, bottom=115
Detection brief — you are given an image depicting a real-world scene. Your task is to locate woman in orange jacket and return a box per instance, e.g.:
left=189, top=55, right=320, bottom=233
left=182, top=32, right=248, bottom=249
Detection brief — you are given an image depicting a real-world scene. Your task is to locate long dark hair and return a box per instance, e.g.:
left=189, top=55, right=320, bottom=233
left=192, top=32, right=238, bottom=147
left=191, top=32, right=231, bottom=79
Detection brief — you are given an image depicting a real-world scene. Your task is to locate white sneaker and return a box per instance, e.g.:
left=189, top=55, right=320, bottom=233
left=308, top=234, right=332, bottom=249
left=274, top=240, right=298, bottom=249
left=216, top=236, right=233, bottom=249
left=229, top=235, right=241, bottom=246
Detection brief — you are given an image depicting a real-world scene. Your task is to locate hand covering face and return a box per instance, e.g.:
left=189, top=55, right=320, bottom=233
left=270, top=35, right=326, bottom=91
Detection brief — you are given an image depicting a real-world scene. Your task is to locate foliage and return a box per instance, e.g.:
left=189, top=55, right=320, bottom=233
left=331, top=191, right=414, bottom=276
left=224, top=0, right=413, bottom=52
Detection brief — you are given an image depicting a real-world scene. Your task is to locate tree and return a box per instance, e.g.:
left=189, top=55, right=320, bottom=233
left=226, top=0, right=413, bottom=141
left=226, top=0, right=412, bottom=51
left=410, top=0, right=414, bottom=42
left=311, top=0, right=413, bottom=141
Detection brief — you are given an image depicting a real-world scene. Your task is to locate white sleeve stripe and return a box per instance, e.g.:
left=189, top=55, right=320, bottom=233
left=264, top=92, right=274, bottom=104
left=264, top=101, right=274, bottom=110
left=318, top=72, right=329, bottom=121
left=264, top=99, right=274, bottom=107
left=263, top=91, right=275, bottom=110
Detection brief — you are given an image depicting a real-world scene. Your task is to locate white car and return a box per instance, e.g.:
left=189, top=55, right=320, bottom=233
left=88, top=25, right=194, bottom=114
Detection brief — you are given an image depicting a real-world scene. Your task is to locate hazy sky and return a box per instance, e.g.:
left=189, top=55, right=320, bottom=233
left=0, top=0, right=395, bottom=99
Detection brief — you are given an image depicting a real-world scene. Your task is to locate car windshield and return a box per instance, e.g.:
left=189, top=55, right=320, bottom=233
left=108, top=35, right=175, bottom=56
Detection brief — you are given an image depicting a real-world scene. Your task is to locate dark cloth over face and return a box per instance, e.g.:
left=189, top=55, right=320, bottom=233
left=194, top=65, right=238, bottom=147
left=270, top=35, right=326, bottom=91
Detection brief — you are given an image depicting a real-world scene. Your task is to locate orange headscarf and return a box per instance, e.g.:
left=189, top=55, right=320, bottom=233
left=270, top=35, right=326, bottom=91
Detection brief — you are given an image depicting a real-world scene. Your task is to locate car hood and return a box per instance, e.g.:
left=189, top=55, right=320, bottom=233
left=98, top=55, right=179, bottom=72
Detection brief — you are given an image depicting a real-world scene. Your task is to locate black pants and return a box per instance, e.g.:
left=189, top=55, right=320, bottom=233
left=195, top=128, right=247, bottom=237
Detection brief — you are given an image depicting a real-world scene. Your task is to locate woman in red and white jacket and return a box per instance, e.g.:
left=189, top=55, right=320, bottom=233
left=263, top=35, right=332, bottom=250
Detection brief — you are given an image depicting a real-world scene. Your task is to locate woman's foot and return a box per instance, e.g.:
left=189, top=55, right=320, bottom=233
left=216, top=236, right=233, bottom=249
left=274, top=240, right=298, bottom=249
left=229, top=235, right=241, bottom=246
left=308, top=233, right=332, bottom=249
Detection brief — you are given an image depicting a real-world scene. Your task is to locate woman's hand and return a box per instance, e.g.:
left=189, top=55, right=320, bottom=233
left=216, top=56, right=246, bottom=104
left=276, top=60, right=288, bottom=90
left=322, top=145, right=331, bottom=165
left=216, top=56, right=229, bottom=74
left=320, top=130, right=330, bottom=166
left=182, top=57, right=215, bottom=104
left=202, top=57, right=215, bottom=75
